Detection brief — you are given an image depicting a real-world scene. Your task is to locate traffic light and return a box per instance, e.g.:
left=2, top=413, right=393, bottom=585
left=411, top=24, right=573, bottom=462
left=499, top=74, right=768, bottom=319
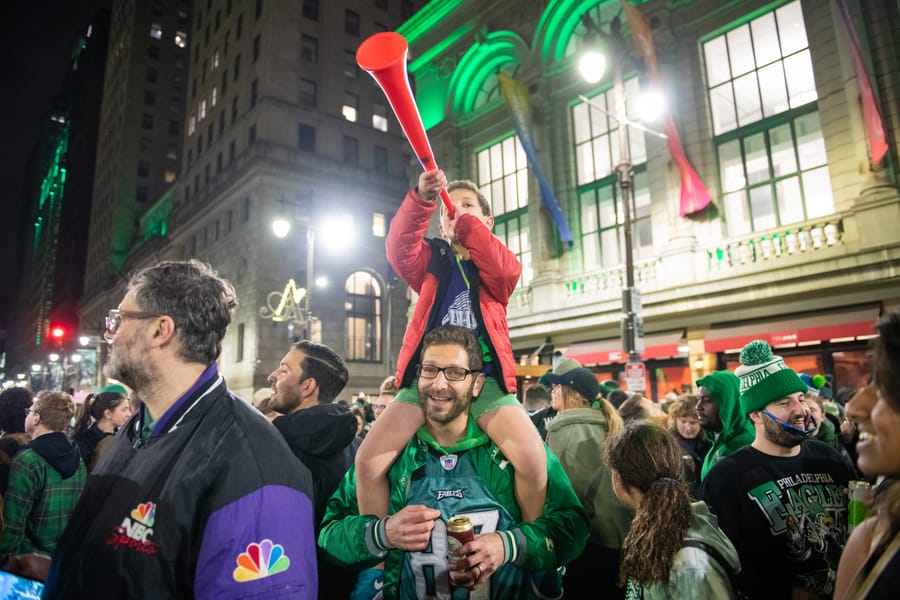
left=49, top=324, right=68, bottom=343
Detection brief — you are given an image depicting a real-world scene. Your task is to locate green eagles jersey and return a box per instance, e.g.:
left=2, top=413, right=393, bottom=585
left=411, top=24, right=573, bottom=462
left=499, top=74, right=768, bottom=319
left=318, top=418, right=589, bottom=599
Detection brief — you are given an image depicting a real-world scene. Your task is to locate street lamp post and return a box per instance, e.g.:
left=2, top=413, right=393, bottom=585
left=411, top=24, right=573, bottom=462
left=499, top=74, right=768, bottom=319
left=268, top=218, right=319, bottom=342
left=578, top=14, right=664, bottom=390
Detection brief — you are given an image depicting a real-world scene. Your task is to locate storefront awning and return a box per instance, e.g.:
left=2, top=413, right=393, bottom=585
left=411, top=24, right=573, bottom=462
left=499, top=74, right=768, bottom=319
left=563, top=331, right=684, bottom=365
left=703, top=307, right=880, bottom=353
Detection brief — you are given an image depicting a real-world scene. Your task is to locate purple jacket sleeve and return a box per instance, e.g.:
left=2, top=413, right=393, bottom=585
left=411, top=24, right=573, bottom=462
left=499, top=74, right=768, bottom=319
left=194, top=485, right=318, bottom=599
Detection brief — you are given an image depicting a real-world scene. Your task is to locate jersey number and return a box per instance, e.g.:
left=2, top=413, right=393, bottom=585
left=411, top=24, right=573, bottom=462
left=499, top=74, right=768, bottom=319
left=409, top=509, right=500, bottom=600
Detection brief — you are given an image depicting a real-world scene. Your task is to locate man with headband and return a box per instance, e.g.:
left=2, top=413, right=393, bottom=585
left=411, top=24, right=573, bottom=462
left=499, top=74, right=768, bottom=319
left=700, top=340, right=853, bottom=599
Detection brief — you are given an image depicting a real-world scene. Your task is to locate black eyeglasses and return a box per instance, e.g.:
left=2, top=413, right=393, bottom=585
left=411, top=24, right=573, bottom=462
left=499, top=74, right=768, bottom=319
left=417, top=364, right=481, bottom=382
left=105, top=309, right=163, bottom=335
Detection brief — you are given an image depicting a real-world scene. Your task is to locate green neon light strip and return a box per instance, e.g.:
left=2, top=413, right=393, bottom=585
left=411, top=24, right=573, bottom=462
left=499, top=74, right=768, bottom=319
left=408, top=23, right=472, bottom=74
left=397, top=0, right=465, bottom=44
left=449, top=31, right=527, bottom=114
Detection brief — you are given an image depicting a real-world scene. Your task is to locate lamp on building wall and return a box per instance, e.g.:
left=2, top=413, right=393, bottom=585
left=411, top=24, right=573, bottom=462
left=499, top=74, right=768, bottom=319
left=578, top=14, right=667, bottom=366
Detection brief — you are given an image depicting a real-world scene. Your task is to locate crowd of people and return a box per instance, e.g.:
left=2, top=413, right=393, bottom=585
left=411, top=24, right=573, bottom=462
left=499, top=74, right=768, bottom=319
left=0, top=170, right=896, bottom=599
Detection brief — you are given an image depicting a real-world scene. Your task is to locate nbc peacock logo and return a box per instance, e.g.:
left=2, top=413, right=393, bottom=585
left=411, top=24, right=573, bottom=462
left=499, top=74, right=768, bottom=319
left=130, top=502, right=156, bottom=527
left=232, top=539, right=291, bottom=582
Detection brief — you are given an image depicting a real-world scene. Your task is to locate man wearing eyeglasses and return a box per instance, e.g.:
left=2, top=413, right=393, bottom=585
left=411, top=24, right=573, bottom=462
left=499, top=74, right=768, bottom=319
left=319, top=325, right=588, bottom=599
left=44, top=260, right=318, bottom=599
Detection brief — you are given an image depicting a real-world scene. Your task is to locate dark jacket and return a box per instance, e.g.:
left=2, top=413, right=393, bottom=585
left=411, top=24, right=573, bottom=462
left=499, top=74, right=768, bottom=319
left=73, top=424, right=111, bottom=470
left=386, top=187, right=522, bottom=394
left=273, top=403, right=360, bottom=528
left=44, top=371, right=318, bottom=599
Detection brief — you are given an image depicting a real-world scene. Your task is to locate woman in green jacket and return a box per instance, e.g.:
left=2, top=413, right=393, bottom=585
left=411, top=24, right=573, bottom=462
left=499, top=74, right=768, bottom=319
left=607, top=422, right=740, bottom=599
left=545, top=367, right=632, bottom=598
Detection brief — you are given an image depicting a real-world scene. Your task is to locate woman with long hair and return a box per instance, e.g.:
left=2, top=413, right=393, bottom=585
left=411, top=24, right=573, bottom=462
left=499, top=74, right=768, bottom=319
left=544, top=367, right=631, bottom=598
left=835, top=313, right=900, bottom=598
left=607, top=422, right=740, bottom=599
left=73, top=391, right=132, bottom=469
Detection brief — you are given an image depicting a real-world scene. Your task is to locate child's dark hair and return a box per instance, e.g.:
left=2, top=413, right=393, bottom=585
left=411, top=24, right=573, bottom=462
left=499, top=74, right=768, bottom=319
left=606, top=422, right=693, bottom=586
left=73, top=391, right=128, bottom=436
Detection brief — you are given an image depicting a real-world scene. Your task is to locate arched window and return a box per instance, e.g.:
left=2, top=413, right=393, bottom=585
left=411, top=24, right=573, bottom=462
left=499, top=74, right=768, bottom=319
left=345, top=271, right=382, bottom=361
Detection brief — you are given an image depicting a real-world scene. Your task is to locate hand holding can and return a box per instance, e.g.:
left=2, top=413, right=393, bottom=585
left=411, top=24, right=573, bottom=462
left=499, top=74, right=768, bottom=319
left=447, top=515, right=475, bottom=587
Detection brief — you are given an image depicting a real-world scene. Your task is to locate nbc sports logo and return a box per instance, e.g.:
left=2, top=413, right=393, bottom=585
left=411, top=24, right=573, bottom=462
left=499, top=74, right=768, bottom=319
left=107, top=501, right=160, bottom=554
left=233, top=539, right=291, bottom=582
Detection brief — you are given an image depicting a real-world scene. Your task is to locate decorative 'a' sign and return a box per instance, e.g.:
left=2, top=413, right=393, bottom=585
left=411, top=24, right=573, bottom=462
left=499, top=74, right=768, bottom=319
left=259, top=279, right=308, bottom=323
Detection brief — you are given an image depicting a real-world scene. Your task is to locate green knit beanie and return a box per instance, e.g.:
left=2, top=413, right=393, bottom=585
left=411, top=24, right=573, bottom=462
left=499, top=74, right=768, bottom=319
left=735, top=340, right=808, bottom=415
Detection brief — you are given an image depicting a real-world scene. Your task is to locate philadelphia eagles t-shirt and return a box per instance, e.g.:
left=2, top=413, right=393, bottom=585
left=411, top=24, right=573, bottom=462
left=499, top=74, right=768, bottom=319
left=437, top=257, right=494, bottom=377
left=700, top=440, right=853, bottom=599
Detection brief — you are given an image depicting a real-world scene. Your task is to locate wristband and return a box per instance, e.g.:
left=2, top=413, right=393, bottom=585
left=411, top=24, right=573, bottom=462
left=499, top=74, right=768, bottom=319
left=373, top=516, right=394, bottom=552
left=496, top=531, right=518, bottom=565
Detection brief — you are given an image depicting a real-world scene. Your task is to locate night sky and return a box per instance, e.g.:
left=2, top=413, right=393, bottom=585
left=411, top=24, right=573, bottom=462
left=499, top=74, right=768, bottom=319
left=0, top=0, right=111, bottom=334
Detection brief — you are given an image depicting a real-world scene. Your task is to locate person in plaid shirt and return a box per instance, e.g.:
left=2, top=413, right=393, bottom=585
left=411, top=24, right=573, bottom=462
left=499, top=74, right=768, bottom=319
left=0, top=390, right=86, bottom=558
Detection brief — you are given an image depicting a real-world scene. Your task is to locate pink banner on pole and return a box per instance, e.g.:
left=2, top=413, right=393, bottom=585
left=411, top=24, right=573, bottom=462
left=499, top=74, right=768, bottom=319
left=621, top=1, right=714, bottom=219
left=835, top=0, right=888, bottom=167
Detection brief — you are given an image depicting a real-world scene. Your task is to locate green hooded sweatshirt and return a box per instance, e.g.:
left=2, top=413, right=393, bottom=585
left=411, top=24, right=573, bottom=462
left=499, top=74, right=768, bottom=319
left=696, top=371, right=754, bottom=480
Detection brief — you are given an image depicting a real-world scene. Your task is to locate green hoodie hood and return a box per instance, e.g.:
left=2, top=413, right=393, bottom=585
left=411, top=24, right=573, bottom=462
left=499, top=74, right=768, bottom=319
left=696, top=370, right=754, bottom=479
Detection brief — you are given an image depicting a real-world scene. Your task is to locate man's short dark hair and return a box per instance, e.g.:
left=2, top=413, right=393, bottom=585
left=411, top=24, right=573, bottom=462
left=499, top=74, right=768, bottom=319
left=523, top=384, right=551, bottom=410
left=33, top=391, right=76, bottom=432
left=0, top=387, right=33, bottom=434
left=607, top=389, right=629, bottom=410
left=128, top=260, right=237, bottom=365
left=618, top=395, right=647, bottom=423
left=293, top=340, right=349, bottom=404
left=421, top=326, right=483, bottom=371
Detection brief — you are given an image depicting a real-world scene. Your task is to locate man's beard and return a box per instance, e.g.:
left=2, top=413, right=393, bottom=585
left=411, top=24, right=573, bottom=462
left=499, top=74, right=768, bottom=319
left=269, top=387, right=301, bottom=414
left=420, top=383, right=473, bottom=425
left=762, top=413, right=808, bottom=448
left=104, top=333, right=156, bottom=393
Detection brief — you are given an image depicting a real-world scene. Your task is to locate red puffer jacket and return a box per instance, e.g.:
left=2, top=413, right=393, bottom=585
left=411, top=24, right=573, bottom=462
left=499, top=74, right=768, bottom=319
left=386, top=188, right=521, bottom=394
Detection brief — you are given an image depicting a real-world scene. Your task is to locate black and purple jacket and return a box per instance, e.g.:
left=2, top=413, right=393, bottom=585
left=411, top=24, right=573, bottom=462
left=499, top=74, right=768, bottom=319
left=44, top=366, right=318, bottom=599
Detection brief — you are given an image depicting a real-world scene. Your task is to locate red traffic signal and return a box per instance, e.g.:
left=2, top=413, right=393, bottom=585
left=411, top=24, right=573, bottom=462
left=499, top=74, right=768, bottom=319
left=49, top=324, right=68, bottom=341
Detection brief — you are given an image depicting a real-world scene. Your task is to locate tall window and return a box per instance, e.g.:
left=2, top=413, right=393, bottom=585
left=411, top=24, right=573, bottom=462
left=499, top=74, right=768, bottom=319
left=476, top=136, right=530, bottom=286
left=298, top=124, right=315, bottom=152
left=372, top=103, right=388, bottom=131
left=703, top=0, right=833, bottom=236
left=300, top=78, right=316, bottom=107
left=301, top=35, right=318, bottom=63
left=374, top=145, right=388, bottom=172
left=579, top=172, right=653, bottom=271
left=303, top=0, right=319, bottom=20
left=343, top=50, right=358, bottom=79
left=343, top=136, right=359, bottom=166
left=571, top=85, right=652, bottom=270
left=342, top=92, right=358, bottom=122
left=345, top=10, right=360, bottom=36
left=344, top=271, right=381, bottom=361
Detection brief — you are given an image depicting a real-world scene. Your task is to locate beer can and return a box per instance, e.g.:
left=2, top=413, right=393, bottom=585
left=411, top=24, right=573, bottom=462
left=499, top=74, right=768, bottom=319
left=446, top=515, right=474, bottom=556
left=848, top=480, right=870, bottom=532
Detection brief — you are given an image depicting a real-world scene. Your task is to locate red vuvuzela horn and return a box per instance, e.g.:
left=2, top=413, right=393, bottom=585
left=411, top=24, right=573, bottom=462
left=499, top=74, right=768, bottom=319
left=356, top=31, right=455, bottom=218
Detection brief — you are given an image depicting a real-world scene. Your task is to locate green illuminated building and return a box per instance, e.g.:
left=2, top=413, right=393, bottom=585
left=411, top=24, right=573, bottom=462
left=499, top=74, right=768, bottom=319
left=400, top=0, right=899, bottom=397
